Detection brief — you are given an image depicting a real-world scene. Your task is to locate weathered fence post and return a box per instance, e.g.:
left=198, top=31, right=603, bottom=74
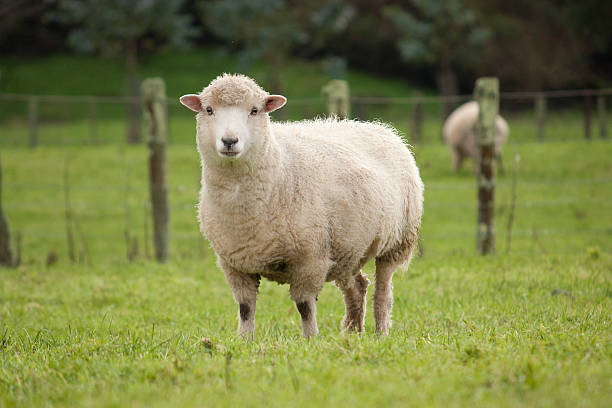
left=584, top=94, right=592, bottom=140
left=410, top=95, right=423, bottom=143
left=535, top=93, right=546, bottom=142
left=322, top=79, right=350, bottom=119
left=142, top=78, right=169, bottom=262
left=474, top=77, right=499, bottom=255
left=88, top=97, right=98, bottom=144
left=28, top=96, right=39, bottom=147
left=597, top=95, right=607, bottom=139
left=0, top=153, right=15, bottom=267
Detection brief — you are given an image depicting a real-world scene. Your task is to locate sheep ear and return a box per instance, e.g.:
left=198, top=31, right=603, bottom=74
left=264, top=95, right=287, bottom=113
left=180, top=94, right=202, bottom=112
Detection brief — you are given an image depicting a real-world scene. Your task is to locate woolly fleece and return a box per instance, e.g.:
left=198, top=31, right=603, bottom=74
left=186, top=74, right=424, bottom=338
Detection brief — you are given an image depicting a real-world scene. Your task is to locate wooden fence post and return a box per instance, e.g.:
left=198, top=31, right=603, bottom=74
left=584, top=94, right=592, bottom=140
left=322, top=79, right=350, bottom=119
left=28, top=96, right=39, bottom=147
left=410, top=95, right=423, bottom=143
left=0, top=153, right=14, bottom=267
left=597, top=95, right=607, bottom=139
left=142, top=78, right=169, bottom=262
left=88, top=97, right=98, bottom=144
left=474, top=77, right=499, bottom=255
left=535, top=93, right=546, bottom=142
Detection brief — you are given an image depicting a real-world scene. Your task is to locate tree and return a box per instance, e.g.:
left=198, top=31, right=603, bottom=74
left=469, top=0, right=609, bottom=90
left=384, top=0, right=489, bottom=117
left=52, top=0, right=198, bottom=143
left=0, top=0, right=63, bottom=55
left=202, top=0, right=355, bottom=95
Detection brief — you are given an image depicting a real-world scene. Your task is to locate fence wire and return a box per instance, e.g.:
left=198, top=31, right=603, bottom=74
left=1, top=87, right=611, bottom=146
left=1, top=88, right=611, bottom=263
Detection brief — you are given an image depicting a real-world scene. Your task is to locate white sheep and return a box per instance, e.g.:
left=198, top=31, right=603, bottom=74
left=443, top=101, right=509, bottom=173
left=180, top=74, right=424, bottom=338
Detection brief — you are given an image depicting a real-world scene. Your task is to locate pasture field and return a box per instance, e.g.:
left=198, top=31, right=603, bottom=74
left=1, top=51, right=611, bottom=407
left=0, top=137, right=611, bottom=407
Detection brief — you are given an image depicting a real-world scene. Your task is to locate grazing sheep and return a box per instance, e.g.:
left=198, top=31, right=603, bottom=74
left=180, top=74, right=424, bottom=338
left=443, top=101, right=509, bottom=173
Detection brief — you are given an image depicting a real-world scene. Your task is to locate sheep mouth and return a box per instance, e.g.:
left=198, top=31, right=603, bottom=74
left=219, top=150, right=240, bottom=157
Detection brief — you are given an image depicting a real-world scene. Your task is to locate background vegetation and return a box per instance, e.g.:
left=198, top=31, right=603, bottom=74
left=2, top=0, right=612, bottom=94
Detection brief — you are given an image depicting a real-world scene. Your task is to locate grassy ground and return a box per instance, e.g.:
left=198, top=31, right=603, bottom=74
left=1, top=138, right=611, bottom=407
left=1, top=254, right=610, bottom=407
left=2, top=141, right=611, bottom=263
left=1, top=52, right=611, bottom=406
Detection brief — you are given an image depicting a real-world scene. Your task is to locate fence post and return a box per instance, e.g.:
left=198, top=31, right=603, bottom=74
left=322, top=79, right=350, bottom=119
left=0, top=153, right=15, bottom=267
left=584, top=94, right=592, bottom=140
left=474, top=77, right=499, bottom=255
left=597, top=95, right=607, bottom=139
left=142, top=78, right=169, bottom=262
left=535, top=93, right=546, bottom=142
left=28, top=96, right=39, bottom=147
left=410, top=95, right=423, bottom=143
left=88, top=97, right=98, bottom=144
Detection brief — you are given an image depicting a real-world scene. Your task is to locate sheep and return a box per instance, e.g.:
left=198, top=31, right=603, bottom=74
left=443, top=101, right=509, bottom=173
left=180, top=74, right=424, bottom=338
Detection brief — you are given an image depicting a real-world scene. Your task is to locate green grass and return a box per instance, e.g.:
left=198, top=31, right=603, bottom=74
left=0, top=50, right=424, bottom=99
left=2, top=141, right=611, bottom=263
left=1, top=138, right=611, bottom=407
left=1, top=254, right=610, bottom=407
left=1, top=51, right=611, bottom=406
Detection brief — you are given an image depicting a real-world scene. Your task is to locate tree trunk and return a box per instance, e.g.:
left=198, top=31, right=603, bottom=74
left=584, top=95, right=592, bottom=140
left=125, top=39, right=141, bottom=144
left=0, top=153, right=14, bottom=267
left=439, top=54, right=458, bottom=120
left=266, top=49, right=287, bottom=120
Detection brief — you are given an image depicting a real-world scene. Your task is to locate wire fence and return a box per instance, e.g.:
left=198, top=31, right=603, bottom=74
left=1, top=86, right=611, bottom=265
left=1, top=87, right=611, bottom=146
left=2, top=168, right=610, bottom=265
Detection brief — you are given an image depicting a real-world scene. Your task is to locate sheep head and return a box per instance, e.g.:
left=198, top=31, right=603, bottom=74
left=180, top=74, right=286, bottom=161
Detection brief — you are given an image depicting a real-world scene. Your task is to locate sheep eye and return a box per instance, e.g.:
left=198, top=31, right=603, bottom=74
left=206, top=106, right=213, bottom=115
left=250, top=107, right=258, bottom=116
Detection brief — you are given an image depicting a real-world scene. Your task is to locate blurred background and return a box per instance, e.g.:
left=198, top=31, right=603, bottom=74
left=2, top=0, right=612, bottom=144
left=1, top=0, right=611, bottom=265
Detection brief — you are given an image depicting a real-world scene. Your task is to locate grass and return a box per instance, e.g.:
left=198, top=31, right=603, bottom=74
left=1, top=255, right=610, bottom=407
left=2, top=141, right=611, bottom=263
left=1, top=51, right=611, bottom=406
left=1, top=138, right=611, bottom=407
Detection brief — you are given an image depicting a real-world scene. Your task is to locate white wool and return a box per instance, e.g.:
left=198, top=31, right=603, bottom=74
left=184, top=74, right=424, bottom=337
left=443, top=101, right=509, bottom=171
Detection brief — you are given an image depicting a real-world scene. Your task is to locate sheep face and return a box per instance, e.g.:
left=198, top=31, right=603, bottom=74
left=180, top=94, right=286, bottom=162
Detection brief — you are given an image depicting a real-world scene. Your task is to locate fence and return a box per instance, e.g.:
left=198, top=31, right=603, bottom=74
left=1, top=88, right=611, bottom=146
left=1, top=83, right=611, bottom=266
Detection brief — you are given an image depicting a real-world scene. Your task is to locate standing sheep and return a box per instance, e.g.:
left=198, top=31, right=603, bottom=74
left=180, top=74, right=424, bottom=338
left=443, top=101, right=509, bottom=173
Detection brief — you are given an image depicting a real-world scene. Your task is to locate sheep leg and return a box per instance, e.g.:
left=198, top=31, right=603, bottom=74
left=452, top=149, right=464, bottom=172
left=219, top=259, right=260, bottom=339
left=373, top=258, right=398, bottom=336
left=336, top=271, right=370, bottom=333
left=289, top=260, right=327, bottom=338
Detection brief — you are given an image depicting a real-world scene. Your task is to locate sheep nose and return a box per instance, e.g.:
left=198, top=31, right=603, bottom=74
left=222, top=137, right=239, bottom=148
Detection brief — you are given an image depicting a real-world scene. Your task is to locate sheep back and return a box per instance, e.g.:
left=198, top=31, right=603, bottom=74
left=443, top=101, right=509, bottom=159
left=199, top=118, right=423, bottom=283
